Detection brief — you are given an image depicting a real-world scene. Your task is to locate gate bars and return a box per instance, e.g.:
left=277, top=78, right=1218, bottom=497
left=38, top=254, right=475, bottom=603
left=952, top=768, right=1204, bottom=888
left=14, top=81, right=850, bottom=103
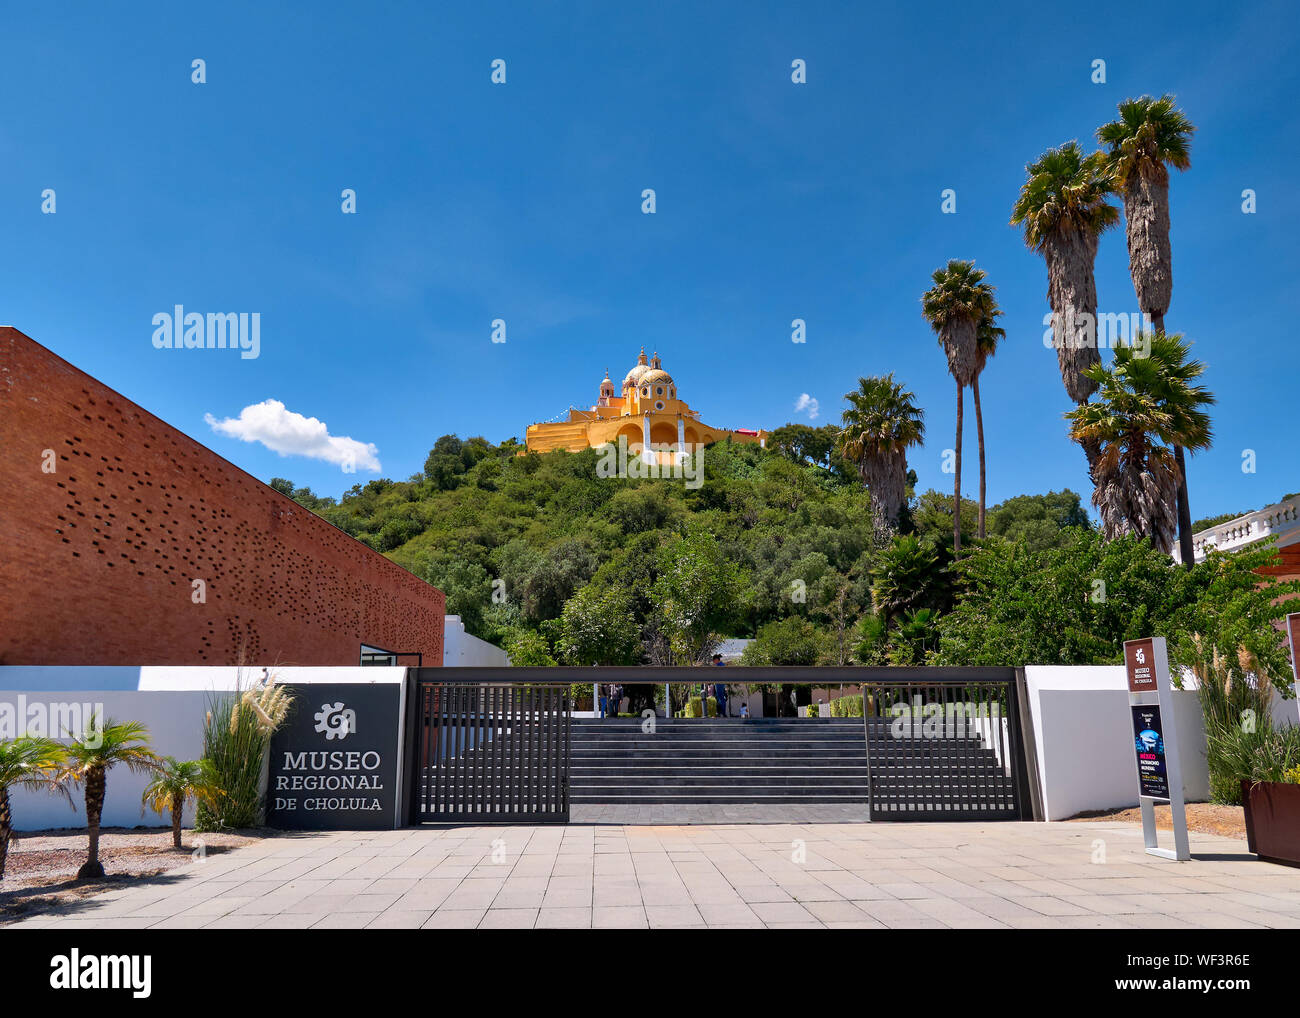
left=403, top=667, right=1038, bottom=825
left=859, top=671, right=1031, bottom=821
left=406, top=673, right=572, bottom=823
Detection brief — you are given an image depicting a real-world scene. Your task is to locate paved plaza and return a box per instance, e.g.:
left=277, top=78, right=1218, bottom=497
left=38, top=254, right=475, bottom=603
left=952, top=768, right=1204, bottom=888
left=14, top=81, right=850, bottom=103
left=8, top=819, right=1300, bottom=930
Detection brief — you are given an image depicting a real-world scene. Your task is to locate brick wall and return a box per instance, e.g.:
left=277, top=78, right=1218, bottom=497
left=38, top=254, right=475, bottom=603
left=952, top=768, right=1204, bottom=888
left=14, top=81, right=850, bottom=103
left=0, top=328, right=444, bottom=666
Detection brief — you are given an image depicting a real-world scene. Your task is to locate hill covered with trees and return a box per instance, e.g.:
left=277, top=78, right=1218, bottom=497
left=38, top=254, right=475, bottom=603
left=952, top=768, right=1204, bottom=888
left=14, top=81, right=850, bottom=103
left=268, top=431, right=1296, bottom=686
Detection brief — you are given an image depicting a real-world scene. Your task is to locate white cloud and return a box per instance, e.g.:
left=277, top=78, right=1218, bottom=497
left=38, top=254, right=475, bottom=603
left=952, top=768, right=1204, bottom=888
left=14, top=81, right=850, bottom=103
left=794, top=393, right=820, bottom=420
left=204, top=399, right=381, bottom=473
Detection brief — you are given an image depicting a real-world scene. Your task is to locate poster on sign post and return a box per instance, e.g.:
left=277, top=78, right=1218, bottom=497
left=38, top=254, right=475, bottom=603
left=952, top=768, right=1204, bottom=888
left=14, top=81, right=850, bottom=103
left=1131, top=705, right=1169, bottom=799
left=1122, top=636, right=1189, bottom=861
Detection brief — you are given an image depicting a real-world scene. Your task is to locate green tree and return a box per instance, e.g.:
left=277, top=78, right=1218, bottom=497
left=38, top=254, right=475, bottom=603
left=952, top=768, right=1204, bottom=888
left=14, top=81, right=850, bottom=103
left=921, top=259, right=999, bottom=552
left=986, top=490, right=1093, bottom=552
left=55, top=717, right=159, bottom=879
left=504, top=628, right=557, bottom=667
left=650, top=526, right=745, bottom=664
left=0, top=736, right=66, bottom=879
left=1097, top=94, right=1198, bottom=565
left=740, top=616, right=820, bottom=666
left=1066, top=334, right=1213, bottom=552
left=837, top=374, right=926, bottom=540
left=1010, top=141, right=1120, bottom=476
left=547, top=585, right=641, bottom=665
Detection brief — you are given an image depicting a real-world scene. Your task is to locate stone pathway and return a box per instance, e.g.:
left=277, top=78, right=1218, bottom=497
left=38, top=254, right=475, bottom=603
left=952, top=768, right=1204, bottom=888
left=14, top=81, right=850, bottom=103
left=8, top=820, right=1299, bottom=929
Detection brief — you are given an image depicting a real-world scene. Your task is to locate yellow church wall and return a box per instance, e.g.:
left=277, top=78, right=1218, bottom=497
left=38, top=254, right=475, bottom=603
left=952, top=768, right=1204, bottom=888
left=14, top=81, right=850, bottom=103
left=523, top=349, right=768, bottom=456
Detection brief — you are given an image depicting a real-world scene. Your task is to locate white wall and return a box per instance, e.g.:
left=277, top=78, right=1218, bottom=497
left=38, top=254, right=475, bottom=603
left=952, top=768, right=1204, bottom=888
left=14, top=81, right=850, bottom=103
left=443, top=616, right=512, bottom=667
left=0, top=666, right=406, bottom=831
left=1024, top=666, right=1213, bottom=821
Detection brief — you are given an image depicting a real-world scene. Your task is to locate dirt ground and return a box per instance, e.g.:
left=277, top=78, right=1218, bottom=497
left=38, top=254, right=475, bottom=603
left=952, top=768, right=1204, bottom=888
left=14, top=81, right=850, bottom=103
left=0, top=827, right=263, bottom=923
left=1068, top=802, right=1247, bottom=840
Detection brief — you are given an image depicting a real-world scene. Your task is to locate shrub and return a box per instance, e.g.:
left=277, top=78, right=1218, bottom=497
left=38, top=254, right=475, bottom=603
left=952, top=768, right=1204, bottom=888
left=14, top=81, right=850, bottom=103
left=1190, top=635, right=1280, bottom=804
left=681, top=697, right=718, bottom=719
left=1206, top=724, right=1300, bottom=804
left=829, top=695, right=864, bottom=718
left=195, top=681, right=293, bottom=831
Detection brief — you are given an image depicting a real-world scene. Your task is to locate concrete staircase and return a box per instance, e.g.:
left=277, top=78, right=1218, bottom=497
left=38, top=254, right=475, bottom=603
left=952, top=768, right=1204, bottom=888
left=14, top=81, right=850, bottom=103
left=570, top=716, right=1020, bottom=813
left=570, top=717, right=873, bottom=804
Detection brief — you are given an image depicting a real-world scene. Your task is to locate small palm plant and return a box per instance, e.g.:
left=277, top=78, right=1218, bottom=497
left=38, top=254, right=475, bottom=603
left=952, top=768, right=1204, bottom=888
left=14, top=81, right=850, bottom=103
left=0, top=736, right=68, bottom=880
left=56, top=716, right=160, bottom=879
left=142, top=757, right=215, bottom=849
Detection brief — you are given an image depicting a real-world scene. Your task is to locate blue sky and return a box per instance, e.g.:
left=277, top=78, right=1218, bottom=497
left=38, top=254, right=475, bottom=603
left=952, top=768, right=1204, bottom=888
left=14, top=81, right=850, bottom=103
left=3, top=0, right=1297, bottom=521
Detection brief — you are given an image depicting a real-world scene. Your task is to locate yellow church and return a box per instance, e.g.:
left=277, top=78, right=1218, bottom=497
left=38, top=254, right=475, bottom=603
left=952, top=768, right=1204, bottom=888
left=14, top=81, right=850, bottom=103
left=525, top=349, right=768, bottom=460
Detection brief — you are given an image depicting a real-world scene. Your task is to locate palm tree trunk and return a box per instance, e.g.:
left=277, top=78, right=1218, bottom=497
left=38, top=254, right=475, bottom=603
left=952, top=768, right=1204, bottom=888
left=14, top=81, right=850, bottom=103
left=954, top=382, right=963, bottom=553
left=1148, top=313, right=1195, bottom=567
left=79, top=767, right=106, bottom=879
left=171, top=792, right=183, bottom=849
left=0, top=788, right=11, bottom=880
left=1174, top=444, right=1195, bottom=568
left=1081, top=434, right=1102, bottom=482
left=973, top=374, right=986, bottom=539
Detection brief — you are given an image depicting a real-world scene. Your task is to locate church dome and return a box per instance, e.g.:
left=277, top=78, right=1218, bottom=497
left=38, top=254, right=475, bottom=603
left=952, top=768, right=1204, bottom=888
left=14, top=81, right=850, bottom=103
left=622, top=365, right=651, bottom=389
left=622, top=347, right=651, bottom=389
left=641, top=368, right=673, bottom=387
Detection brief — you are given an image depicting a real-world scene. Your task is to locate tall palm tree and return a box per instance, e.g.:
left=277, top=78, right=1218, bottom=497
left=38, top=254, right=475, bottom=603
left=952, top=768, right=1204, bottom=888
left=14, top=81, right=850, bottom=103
left=972, top=308, right=1006, bottom=539
left=0, top=736, right=67, bottom=879
left=837, top=373, right=926, bottom=542
left=142, top=757, right=215, bottom=849
left=1010, top=141, right=1120, bottom=476
left=1065, top=333, right=1213, bottom=552
left=1097, top=95, right=1198, bottom=566
left=56, top=717, right=159, bottom=878
left=921, top=259, right=998, bottom=552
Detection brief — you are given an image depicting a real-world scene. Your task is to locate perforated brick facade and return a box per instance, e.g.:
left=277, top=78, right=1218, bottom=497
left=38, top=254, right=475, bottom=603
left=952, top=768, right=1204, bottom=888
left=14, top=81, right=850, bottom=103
left=0, top=328, right=444, bottom=666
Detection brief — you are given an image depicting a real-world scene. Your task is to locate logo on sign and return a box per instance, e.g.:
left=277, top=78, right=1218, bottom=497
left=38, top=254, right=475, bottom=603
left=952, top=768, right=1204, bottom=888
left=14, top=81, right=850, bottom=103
left=1125, top=638, right=1157, bottom=692
left=314, top=702, right=356, bottom=741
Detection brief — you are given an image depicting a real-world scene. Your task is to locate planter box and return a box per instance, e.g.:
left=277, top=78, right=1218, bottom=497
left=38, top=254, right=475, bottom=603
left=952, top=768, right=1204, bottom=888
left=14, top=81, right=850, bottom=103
left=1241, top=779, right=1300, bottom=867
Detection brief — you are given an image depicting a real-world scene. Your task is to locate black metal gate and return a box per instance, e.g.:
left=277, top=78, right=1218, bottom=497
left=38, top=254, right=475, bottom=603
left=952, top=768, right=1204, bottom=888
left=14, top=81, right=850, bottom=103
left=859, top=669, right=1032, bottom=821
left=407, top=674, right=571, bottom=823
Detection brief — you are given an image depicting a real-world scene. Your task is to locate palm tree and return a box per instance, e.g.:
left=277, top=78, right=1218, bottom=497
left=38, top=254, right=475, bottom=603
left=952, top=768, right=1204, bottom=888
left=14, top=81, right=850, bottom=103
left=142, top=757, right=215, bottom=849
left=837, top=374, right=926, bottom=541
left=972, top=308, right=1006, bottom=539
left=56, top=716, right=159, bottom=878
left=870, top=534, right=942, bottom=628
left=1097, top=95, right=1198, bottom=565
left=0, top=736, right=67, bottom=879
left=1065, top=333, right=1213, bottom=552
left=1010, top=141, right=1120, bottom=476
left=921, top=259, right=998, bottom=552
